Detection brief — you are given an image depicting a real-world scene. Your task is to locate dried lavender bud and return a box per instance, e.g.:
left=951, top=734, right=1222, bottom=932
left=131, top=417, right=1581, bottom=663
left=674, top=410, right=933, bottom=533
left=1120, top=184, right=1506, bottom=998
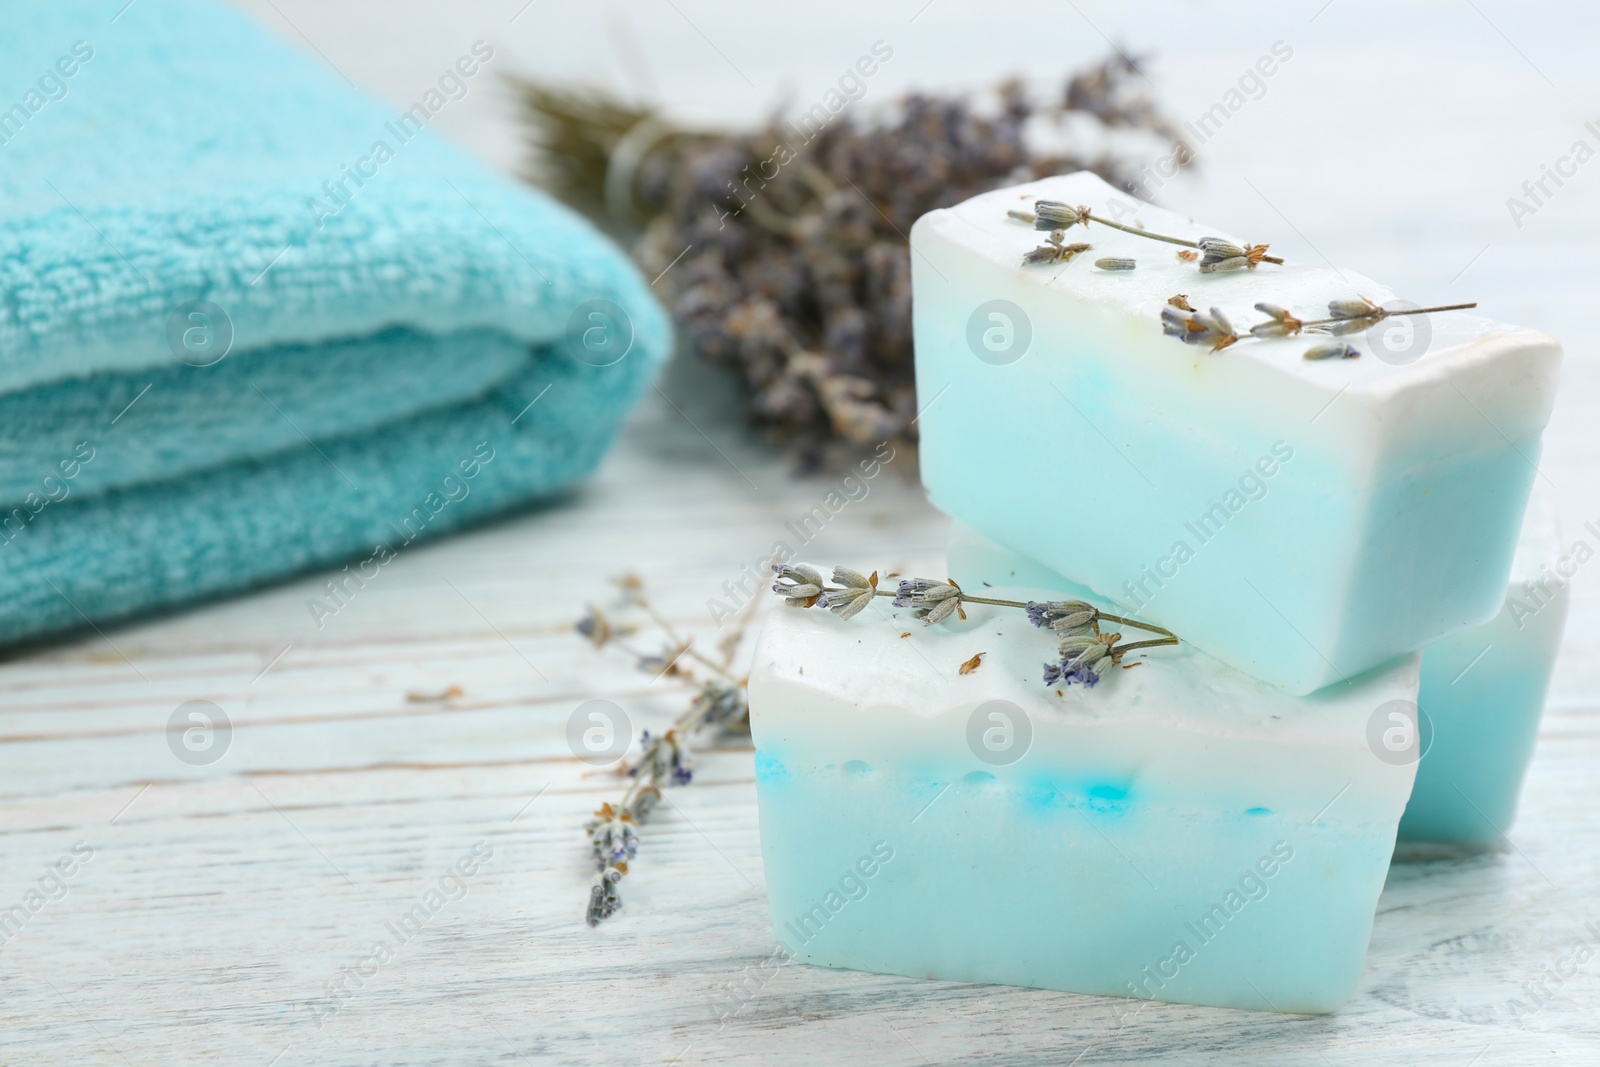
left=1095, top=257, right=1136, bottom=271
left=1304, top=341, right=1361, bottom=360
left=893, top=578, right=960, bottom=607
left=771, top=563, right=825, bottom=604
left=821, top=566, right=877, bottom=620
left=1044, top=635, right=1108, bottom=687
left=1315, top=298, right=1388, bottom=335
left=1026, top=600, right=1097, bottom=632
left=1022, top=233, right=1091, bottom=267
left=1160, top=305, right=1237, bottom=352
left=894, top=577, right=963, bottom=625
left=1196, top=236, right=1270, bottom=272
left=1022, top=234, right=1069, bottom=266
left=1034, top=200, right=1090, bottom=229
left=576, top=606, right=613, bottom=647
left=1250, top=302, right=1304, bottom=339
left=586, top=866, right=623, bottom=926
left=1323, top=317, right=1377, bottom=336
left=1328, top=296, right=1384, bottom=320
left=689, top=682, right=746, bottom=727
left=585, top=803, right=639, bottom=868
left=634, top=729, right=693, bottom=786
left=1197, top=237, right=1245, bottom=260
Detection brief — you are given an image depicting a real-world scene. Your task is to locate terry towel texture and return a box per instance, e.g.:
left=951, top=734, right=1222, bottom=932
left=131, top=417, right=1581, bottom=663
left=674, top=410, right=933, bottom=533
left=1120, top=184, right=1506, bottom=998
left=0, top=0, right=671, bottom=644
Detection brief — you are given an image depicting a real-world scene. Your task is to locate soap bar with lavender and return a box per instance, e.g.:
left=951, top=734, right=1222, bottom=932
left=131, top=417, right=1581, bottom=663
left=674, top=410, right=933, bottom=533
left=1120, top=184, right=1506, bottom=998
left=1399, top=490, right=1569, bottom=846
left=910, top=171, right=1561, bottom=694
left=947, top=510, right=1570, bottom=851
left=749, top=564, right=1420, bottom=1013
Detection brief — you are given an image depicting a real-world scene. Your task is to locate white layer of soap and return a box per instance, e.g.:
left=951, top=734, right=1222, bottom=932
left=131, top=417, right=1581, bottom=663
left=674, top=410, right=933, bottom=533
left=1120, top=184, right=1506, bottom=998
left=911, top=172, right=1561, bottom=693
left=750, top=577, right=1420, bottom=1012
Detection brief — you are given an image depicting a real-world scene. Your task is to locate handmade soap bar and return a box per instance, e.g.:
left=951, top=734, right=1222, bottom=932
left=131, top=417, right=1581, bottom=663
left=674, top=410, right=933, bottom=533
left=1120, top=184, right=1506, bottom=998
left=1399, top=490, right=1569, bottom=845
left=947, top=510, right=1571, bottom=850
left=750, top=566, right=1420, bottom=1013
left=911, top=172, right=1561, bottom=694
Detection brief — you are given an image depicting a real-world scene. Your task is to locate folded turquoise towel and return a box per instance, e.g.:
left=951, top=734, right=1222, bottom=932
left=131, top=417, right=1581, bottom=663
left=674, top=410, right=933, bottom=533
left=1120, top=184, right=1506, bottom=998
left=0, top=1, right=670, bottom=644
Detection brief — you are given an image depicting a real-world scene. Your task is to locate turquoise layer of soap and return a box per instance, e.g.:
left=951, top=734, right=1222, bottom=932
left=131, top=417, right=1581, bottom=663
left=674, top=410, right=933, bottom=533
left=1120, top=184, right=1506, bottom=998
left=1400, top=551, right=1568, bottom=845
left=756, top=753, right=1390, bottom=1014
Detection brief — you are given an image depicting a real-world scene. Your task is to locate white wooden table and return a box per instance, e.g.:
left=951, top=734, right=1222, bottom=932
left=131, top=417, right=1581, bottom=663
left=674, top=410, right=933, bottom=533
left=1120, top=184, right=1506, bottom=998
left=3, top=2, right=1599, bottom=1063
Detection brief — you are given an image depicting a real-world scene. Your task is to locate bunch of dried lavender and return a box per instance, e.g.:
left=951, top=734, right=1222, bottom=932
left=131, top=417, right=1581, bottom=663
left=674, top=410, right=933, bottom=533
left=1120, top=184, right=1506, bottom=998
left=772, top=564, right=1179, bottom=687
left=576, top=575, right=757, bottom=926
left=518, top=56, right=1189, bottom=468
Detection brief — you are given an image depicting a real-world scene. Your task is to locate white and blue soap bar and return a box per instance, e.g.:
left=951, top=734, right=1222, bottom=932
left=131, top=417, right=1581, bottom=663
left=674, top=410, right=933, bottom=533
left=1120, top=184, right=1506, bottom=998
left=910, top=172, right=1561, bottom=694
left=750, top=558, right=1419, bottom=1013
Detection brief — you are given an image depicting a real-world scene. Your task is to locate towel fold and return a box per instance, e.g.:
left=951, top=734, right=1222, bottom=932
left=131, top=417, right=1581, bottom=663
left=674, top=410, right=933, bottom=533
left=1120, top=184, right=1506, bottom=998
left=0, top=0, right=671, bottom=644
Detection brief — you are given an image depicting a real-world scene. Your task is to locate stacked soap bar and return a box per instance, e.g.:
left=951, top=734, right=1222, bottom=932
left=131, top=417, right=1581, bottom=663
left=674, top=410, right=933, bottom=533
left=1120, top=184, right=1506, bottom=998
left=910, top=172, right=1562, bottom=694
left=949, top=508, right=1568, bottom=853
left=1399, top=489, right=1569, bottom=846
left=749, top=584, right=1420, bottom=1013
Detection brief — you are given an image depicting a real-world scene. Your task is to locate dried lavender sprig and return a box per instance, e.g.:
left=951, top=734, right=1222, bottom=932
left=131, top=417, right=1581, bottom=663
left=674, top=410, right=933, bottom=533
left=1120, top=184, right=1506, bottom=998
left=1171, top=298, right=1481, bottom=356
left=1015, top=201, right=1285, bottom=266
left=772, top=565, right=1179, bottom=643
left=578, top=575, right=757, bottom=926
left=1298, top=299, right=1478, bottom=335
